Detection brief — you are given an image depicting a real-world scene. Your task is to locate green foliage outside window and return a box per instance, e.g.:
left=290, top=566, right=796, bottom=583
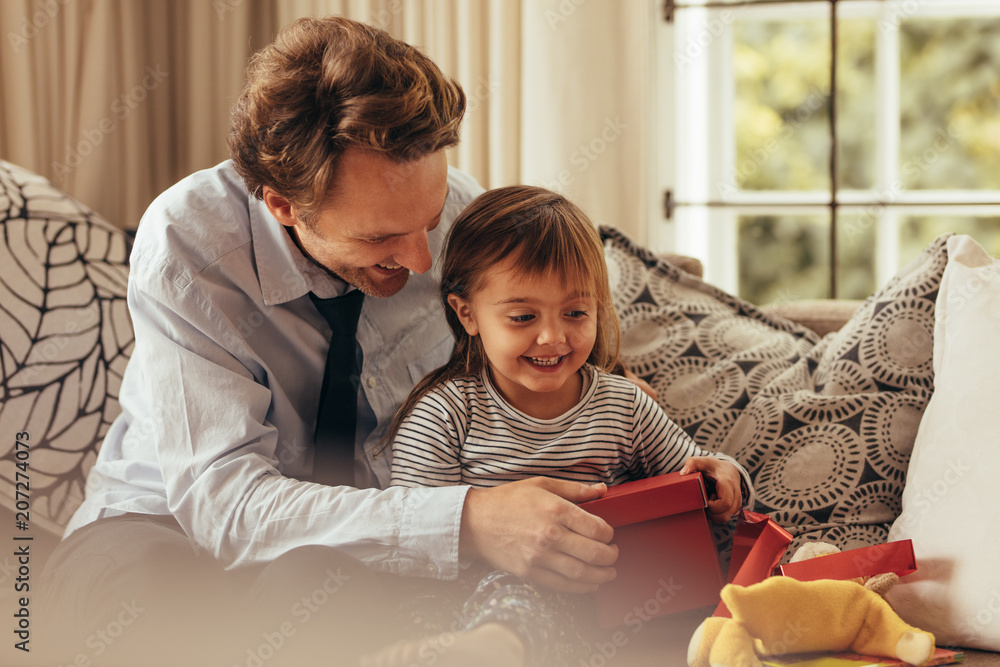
left=733, top=15, right=1000, bottom=305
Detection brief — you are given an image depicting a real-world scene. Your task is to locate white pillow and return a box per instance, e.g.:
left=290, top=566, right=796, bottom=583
left=887, top=234, right=1000, bottom=649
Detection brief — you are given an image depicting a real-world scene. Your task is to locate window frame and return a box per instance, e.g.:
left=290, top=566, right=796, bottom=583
left=656, top=0, right=1000, bottom=301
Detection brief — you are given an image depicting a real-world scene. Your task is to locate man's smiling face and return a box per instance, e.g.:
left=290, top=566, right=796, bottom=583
left=265, top=147, right=450, bottom=298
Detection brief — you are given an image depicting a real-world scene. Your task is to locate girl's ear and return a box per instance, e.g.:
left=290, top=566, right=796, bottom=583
left=447, top=294, right=479, bottom=336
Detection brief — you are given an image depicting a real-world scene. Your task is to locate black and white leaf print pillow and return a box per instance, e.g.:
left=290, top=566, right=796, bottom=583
left=0, top=160, right=132, bottom=536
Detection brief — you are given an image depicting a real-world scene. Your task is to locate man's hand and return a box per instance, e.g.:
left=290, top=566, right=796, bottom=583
left=459, top=478, right=618, bottom=593
left=680, top=456, right=742, bottom=523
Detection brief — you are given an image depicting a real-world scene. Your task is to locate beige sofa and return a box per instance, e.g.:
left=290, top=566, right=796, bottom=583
left=2, top=158, right=995, bottom=665
left=664, top=254, right=864, bottom=338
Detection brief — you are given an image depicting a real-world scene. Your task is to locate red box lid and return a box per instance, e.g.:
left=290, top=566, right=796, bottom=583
left=580, top=472, right=708, bottom=527
left=777, top=539, right=917, bottom=581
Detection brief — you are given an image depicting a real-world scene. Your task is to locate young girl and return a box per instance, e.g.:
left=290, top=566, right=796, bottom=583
left=373, top=186, right=752, bottom=667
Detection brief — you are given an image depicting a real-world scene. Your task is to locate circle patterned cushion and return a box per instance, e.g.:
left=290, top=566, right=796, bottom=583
left=602, top=225, right=948, bottom=560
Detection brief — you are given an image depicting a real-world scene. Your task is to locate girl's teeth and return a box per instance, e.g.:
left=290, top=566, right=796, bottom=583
left=529, top=356, right=562, bottom=366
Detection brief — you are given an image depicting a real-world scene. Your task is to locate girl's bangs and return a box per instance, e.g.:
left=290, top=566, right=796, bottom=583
left=509, top=217, right=604, bottom=296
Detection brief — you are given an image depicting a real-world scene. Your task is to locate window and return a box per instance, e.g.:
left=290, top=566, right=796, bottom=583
left=656, top=0, right=1000, bottom=304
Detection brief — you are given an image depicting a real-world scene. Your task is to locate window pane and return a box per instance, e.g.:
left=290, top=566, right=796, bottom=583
left=738, top=215, right=831, bottom=304
left=900, top=19, right=1000, bottom=190
left=734, top=20, right=830, bottom=191
left=900, top=217, right=1000, bottom=263
left=836, top=212, right=877, bottom=300
left=836, top=19, right=876, bottom=191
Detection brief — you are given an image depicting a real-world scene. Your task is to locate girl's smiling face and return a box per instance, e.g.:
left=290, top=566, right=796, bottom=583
left=447, top=256, right=598, bottom=419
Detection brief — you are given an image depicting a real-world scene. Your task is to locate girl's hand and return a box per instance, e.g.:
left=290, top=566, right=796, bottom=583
left=679, top=456, right=742, bottom=523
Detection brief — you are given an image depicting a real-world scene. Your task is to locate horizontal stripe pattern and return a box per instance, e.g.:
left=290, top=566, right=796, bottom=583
left=390, top=367, right=735, bottom=490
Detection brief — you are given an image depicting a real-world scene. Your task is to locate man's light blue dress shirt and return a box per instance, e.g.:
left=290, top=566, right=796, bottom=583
left=66, top=161, right=483, bottom=578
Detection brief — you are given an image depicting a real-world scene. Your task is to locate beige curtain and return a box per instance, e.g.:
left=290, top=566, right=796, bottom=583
left=0, top=0, right=650, bottom=240
left=0, top=0, right=263, bottom=229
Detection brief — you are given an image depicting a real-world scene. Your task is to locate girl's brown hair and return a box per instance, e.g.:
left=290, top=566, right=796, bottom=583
left=382, top=185, right=621, bottom=449
left=228, top=16, right=465, bottom=222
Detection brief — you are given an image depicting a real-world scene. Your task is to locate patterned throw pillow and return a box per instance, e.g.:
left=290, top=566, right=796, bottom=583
left=602, top=226, right=819, bottom=557
left=603, top=226, right=948, bottom=557
left=602, top=226, right=819, bottom=452
left=0, top=160, right=132, bottom=536
left=720, top=234, right=948, bottom=554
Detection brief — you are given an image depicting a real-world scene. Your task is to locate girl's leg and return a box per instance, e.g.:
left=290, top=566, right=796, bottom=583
left=361, top=572, right=526, bottom=667
left=461, top=570, right=584, bottom=667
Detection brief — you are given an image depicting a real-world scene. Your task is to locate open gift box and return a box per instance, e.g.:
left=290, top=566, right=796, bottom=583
left=581, top=482, right=918, bottom=628
left=581, top=471, right=724, bottom=628
left=715, top=510, right=917, bottom=617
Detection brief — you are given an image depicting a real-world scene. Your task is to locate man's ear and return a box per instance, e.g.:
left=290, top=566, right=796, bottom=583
left=262, top=186, right=300, bottom=228
left=447, top=294, right=479, bottom=336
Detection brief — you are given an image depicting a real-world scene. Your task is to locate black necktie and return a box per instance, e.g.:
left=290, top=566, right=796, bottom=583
left=309, top=289, right=365, bottom=487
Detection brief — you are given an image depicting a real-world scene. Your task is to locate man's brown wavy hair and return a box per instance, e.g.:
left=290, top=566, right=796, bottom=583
left=228, top=16, right=466, bottom=221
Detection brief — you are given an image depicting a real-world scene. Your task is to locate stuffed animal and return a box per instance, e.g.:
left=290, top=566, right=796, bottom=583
left=687, top=576, right=935, bottom=667
left=788, top=542, right=900, bottom=600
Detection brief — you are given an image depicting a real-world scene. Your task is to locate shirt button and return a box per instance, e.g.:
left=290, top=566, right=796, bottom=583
left=367, top=376, right=376, bottom=388
left=426, top=563, right=438, bottom=574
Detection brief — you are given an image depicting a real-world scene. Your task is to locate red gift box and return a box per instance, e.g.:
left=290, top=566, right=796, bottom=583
left=711, top=512, right=917, bottom=617
left=778, top=539, right=916, bottom=581
left=714, top=510, right=793, bottom=617
left=581, top=472, right=724, bottom=628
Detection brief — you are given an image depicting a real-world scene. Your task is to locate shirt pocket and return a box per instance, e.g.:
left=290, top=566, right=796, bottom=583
left=407, top=336, right=455, bottom=385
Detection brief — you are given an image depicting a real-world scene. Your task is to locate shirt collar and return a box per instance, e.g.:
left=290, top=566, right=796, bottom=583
left=248, top=195, right=348, bottom=305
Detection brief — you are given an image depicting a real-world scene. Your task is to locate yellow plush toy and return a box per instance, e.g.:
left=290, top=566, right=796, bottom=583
left=687, top=577, right=936, bottom=667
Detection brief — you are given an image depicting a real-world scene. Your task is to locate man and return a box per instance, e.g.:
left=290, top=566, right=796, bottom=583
left=41, top=16, right=616, bottom=666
